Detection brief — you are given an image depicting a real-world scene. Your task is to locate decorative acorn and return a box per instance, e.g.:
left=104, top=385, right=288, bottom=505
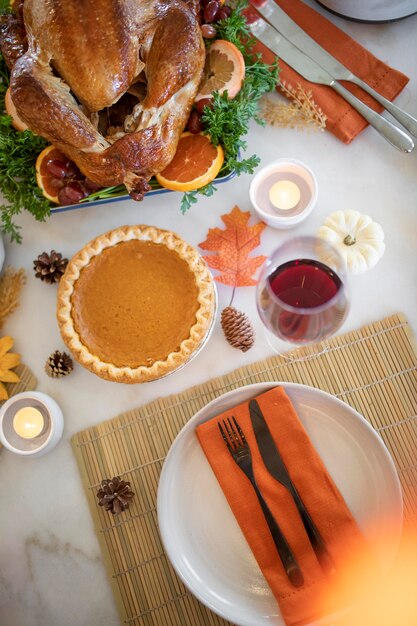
left=45, top=350, right=73, bottom=378
left=96, top=477, right=135, bottom=515
left=221, top=306, right=255, bottom=352
left=33, top=250, right=68, bottom=284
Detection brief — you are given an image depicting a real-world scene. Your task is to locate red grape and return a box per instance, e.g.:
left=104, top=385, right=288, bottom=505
left=58, top=182, right=88, bottom=205
left=48, top=177, right=66, bottom=192
left=217, top=8, right=230, bottom=20
left=195, top=98, right=214, bottom=115
left=220, top=5, right=232, bottom=17
left=204, top=0, right=220, bottom=23
left=45, top=159, right=68, bottom=179
left=201, top=23, right=217, bottom=38
left=64, top=159, right=81, bottom=178
left=187, top=110, right=204, bottom=133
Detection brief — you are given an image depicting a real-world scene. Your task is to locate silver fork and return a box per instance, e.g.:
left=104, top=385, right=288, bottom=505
left=218, top=416, right=304, bottom=588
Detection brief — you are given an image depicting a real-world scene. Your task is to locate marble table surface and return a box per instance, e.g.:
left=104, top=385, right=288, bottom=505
left=1, top=4, right=417, bottom=626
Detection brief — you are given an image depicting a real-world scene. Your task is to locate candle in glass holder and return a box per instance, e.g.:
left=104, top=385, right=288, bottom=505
left=13, top=406, right=44, bottom=439
left=0, top=391, right=64, bottom=457
left=249, top=158, right=318, bottom=229
left=269, top=180, right=301, bottom=211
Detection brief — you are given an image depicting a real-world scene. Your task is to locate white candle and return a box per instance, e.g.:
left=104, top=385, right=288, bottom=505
left=269, top=180, right=301, bottom=211
left=13, top=406, right=44, bottom=439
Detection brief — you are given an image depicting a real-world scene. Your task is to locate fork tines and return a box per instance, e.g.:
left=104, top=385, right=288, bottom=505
left=218, top=416, right=247, bottom=452
left=217, top=414, right=305, bottom=588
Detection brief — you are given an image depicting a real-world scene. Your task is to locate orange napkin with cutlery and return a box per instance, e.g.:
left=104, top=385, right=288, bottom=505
left=196, top=386, right=376, bottom=626
left=247, top=0, right=409, bottom=143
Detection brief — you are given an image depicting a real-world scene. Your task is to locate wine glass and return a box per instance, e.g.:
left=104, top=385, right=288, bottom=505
left=256, top=236, right=349, bottom=351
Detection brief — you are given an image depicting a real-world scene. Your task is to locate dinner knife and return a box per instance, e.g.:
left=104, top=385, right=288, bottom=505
left=253, top=0, right=417, bottom=138
left=248, top=14, right=414, bottom=152
left=249, top=398, right=336, bottom=577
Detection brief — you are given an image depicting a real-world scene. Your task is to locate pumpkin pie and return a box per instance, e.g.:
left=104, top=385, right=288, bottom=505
left=57, top=225, right=216, bottom=383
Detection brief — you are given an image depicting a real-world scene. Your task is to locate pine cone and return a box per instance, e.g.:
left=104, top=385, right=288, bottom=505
left=221, top=306, right=255, bottom=352
left=34, top=250, right=68, bottom=284
left=45, top=350, right=74, bottom=378
left=97, top=477, right=135, bottom=515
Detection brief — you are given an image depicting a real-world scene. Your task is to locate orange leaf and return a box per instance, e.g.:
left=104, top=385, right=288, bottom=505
left=199, top=206, right=266, bottom=286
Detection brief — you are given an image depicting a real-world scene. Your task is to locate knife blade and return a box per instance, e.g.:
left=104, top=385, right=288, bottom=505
left=248, top=11, right=414, bottom=152
left=253, top=0, right=417, bottom=137
left=249, top=398, right=336, bottom=576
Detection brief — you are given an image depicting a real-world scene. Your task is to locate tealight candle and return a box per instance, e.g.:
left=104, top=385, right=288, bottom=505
left=13, top=406, right=44, bottom=439
left=249, top=158, right=318, bottom=229
left=0, top=391, right=64, bottom=457
left=269, top=180, right=301, bottom=211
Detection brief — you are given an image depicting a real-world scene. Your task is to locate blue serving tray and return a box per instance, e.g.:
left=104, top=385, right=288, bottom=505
left=50, top=167, right=237, bottom=213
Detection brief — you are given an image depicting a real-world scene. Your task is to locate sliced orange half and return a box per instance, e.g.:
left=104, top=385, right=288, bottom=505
left=156, top=133, right=224, bottom=192
left=195, top=39, right=245, bottom=102
left=5, top=87, right=29, bottom=131
left=35, top=145, right=66, bottom=203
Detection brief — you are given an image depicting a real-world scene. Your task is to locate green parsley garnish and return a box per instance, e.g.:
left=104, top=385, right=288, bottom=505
left=180, top=1, right=279, bottom=213
left=0, top=52, right=50, bottom=243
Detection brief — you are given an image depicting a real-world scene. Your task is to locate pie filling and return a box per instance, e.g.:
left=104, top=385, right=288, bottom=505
left=70, top=239, right=200, bottom=368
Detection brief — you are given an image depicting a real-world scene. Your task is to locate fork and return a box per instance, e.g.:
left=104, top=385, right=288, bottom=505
left=218, top=416, right=304, bottom=588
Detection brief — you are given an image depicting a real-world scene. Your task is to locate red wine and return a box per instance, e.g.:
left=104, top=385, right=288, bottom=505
left=259, top=258, right=348, bottom=343
left=268, top=258, right=341, bottom=307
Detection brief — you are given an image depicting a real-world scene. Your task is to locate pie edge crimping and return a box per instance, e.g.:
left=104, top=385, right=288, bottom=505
left=56, top=224, right=216, bottom=383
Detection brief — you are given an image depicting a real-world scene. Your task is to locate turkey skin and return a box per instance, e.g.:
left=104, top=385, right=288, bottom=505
left=1, top=0, right=205, bottom=199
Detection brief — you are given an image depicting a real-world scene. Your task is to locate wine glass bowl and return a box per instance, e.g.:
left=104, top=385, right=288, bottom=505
left=256, top=236, right=349, bottom=346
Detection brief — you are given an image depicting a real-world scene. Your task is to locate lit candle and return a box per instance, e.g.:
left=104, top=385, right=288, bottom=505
left=269, top=180, right=301, bottom=211
left=13, top=406, right=44, bottom=439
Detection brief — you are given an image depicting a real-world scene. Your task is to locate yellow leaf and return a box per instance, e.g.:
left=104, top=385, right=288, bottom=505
left=0, top=370, right=20, bottom=383
left=0, top=381, right=8, bottom=400
left=0, top=352, right=20, bottom=370
left=0, top=336, right=14, bottom=357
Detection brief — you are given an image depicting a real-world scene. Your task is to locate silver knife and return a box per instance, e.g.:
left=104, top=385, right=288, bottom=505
left=249, top=398, right=336, bottom=576
left=254, top=0, right=417, bottom=138
left=249, top=12, right=414, bottom=152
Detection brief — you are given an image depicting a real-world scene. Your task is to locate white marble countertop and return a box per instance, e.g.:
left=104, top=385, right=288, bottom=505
left=1, top=4, right=417, bottom=626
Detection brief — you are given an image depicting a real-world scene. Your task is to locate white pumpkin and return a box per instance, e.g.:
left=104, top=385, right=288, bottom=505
left=317, top=209, right=385, bottom=275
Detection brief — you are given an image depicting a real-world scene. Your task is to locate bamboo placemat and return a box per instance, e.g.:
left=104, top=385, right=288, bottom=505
left=72, top=313, right=417, bottom=626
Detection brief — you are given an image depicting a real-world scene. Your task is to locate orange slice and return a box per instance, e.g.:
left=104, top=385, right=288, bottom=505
left=156, top=132, right=224, bottom=192
left=195, top=39, right=245, bottom=102
left=35, top=145, right=67, bottom=203
left=5, top=87, right=29, bottom=131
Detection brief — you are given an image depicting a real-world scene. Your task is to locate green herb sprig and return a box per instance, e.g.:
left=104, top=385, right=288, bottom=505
left=0, top=50, right=50, bottom=243
left=179, top=2, right=279, bottom=213
left=212, top=0, right=254, bottom=55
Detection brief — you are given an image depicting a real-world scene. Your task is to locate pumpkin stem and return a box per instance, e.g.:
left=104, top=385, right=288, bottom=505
left=343, top=234, right=356, bottom=246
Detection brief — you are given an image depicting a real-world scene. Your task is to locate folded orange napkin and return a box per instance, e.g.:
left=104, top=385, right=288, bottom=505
left=248, top=0, right=409, bottom=143
left=196, top=386, right=374, bottom=626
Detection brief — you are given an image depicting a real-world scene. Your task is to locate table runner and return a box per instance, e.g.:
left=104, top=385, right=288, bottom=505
left=71, top=313, right=417, bottom=626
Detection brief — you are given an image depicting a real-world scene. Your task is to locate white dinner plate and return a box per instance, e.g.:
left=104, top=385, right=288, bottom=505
left=157, top=382, right=403, bottom=626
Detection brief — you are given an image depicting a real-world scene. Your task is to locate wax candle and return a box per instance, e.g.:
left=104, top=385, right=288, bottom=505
left=13, top=406, right=44, bottom=439
left=269, top=180, right=301, bottom=211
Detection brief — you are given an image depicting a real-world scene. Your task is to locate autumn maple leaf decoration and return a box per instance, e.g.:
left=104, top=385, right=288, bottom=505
left=199, top=206, right=266, bottom=352
left=199, top=205, right=266, bottom=287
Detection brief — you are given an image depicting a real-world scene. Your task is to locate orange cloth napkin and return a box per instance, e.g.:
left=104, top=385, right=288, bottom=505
left=196, top=386, right=374, bottom=626
left=248, top=0, right=409, bottom=143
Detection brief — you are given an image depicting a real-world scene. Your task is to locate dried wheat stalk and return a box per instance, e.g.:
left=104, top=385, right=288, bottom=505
left=260, top=81, right=327, bottom=131
left=0, top=267, right=26, bottom=328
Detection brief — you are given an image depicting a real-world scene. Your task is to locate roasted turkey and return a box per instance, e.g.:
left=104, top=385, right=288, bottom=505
left=0, top=0, right=205, bottom=199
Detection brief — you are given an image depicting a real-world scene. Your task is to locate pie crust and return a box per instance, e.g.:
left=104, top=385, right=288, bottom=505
left=57, top=225, right=216, bottom=383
